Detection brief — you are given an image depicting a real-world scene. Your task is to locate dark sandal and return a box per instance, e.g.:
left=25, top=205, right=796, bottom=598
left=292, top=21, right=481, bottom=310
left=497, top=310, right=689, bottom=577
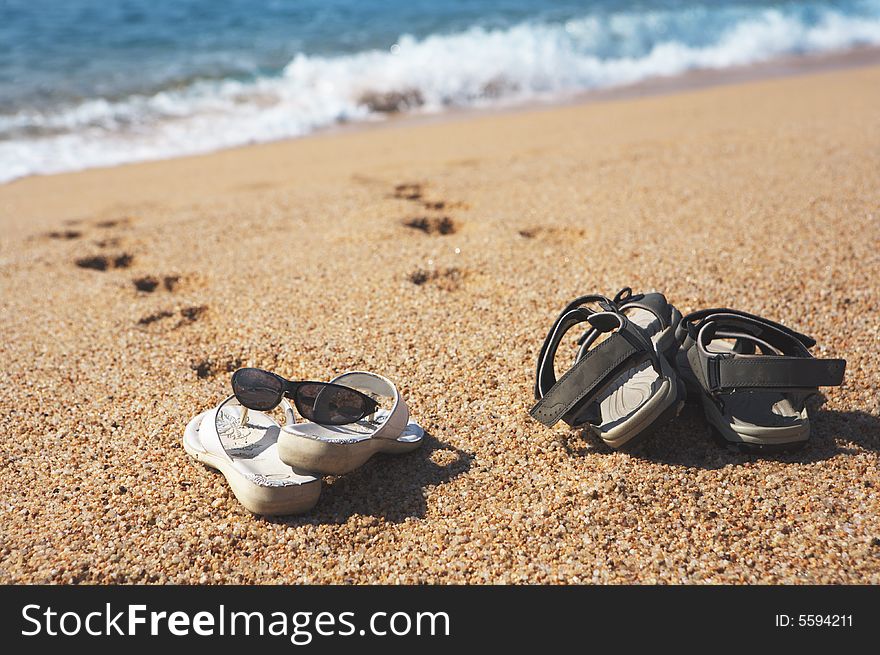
left=531, top=288, right=686, bottom=450
left=675, top=309, right=846, bottom=451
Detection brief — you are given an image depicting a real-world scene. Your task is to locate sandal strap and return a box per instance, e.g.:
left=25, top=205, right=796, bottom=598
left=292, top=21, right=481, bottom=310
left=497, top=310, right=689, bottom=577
left=327, top=371, right=409, bottom=440
left=204, top=395, right=296, bottom=467
left=532, top=288, right=651, bottom=398
left=531, top=309, right=655, bottom=427
left=677, top=307, right=816, bottom=348
left=682, top=311, right=845, bottom=394
left=533, top=296, right=613, bottom=399
left=699, top=355, right=846, bottom=393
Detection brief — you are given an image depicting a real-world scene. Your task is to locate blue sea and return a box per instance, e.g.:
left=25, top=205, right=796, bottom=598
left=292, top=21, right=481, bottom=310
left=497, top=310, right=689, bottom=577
left=2, top=0, right=879, bottom=182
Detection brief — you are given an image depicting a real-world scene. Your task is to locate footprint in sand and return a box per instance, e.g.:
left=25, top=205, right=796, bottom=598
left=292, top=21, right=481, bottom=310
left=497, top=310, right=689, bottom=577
left=75, top=253, right=134, bottom=271
left=392, top=182, right=468, bottom=212
left=137, top=305, right=207, bottom=330
left=94, top=237, right=122, bottom=249
left=403, top=216, right=458, bottom=235
left=393, top=182, right=424, bottom=201
left=179, top=305, right=207, bottom=322
left=190, top=355, right=243, bottom=380
left=422, top=199, right=469, bottom=211
left=517, top=226, right=586, bottom=242
left=46, top=230, right=82, bottom=240
left=51, top=214, right=132, bottom=245
left=392, top=182, right=468, bottom=239
left=408, top=267, right=465, bottom=291
left=133, top=275, right=181, bottom=293
left=136, top=309, right=175, bottom=326
left=94, top=217, right=132, bottom=229
left=68, top=216, right=138, bottom=269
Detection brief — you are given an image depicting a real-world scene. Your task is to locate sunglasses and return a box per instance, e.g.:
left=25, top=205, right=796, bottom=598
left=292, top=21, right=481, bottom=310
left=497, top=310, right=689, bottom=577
left=231, top=368, right=380, bottom=426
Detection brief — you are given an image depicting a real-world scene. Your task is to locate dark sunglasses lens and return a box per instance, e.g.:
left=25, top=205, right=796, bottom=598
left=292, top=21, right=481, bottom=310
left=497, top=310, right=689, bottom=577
left=232, top=368, right=284, bottom=411
left=296, top=383, right=370, bottom=425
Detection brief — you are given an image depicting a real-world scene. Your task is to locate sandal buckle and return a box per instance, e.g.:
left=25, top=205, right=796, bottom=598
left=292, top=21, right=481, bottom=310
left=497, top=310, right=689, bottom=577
left=707, top=354, right=733, bottom=393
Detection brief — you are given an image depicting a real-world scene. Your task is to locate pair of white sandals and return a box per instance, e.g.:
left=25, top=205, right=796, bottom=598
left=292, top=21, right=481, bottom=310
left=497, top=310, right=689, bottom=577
left=183, top=371, right=424, bottom=515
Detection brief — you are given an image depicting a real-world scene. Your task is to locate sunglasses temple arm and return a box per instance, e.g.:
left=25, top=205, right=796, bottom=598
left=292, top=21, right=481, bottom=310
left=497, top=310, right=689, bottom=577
left=367, top=398, right=380, bottom=422
left=239, top=406, right=249, bottom=427
left=280, top=386, right=301, bottom=425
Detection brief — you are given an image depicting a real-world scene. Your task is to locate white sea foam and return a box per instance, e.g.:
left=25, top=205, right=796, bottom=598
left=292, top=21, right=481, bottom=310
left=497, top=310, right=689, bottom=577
left=2, top=5, right=880, bottom=182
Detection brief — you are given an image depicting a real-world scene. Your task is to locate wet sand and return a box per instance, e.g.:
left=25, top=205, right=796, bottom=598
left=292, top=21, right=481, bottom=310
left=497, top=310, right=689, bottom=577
left=0, top=64, right=878, bottom=583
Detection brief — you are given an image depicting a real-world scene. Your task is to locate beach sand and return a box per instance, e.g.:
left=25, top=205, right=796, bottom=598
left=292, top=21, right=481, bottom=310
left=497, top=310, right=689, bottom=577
left=1, top=64, right=878, bottom=584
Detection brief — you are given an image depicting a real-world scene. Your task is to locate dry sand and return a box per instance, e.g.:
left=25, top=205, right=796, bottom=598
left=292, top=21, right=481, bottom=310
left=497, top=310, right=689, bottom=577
left=0, top=65, right=878, bottom=584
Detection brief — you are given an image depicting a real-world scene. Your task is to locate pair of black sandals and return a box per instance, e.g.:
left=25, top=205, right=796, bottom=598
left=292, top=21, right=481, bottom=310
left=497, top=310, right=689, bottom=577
left=530, top=288, right=846, bottom=451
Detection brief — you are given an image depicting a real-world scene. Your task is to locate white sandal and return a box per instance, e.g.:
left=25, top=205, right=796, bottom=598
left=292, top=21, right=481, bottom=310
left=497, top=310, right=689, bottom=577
left=183, top=395, right=321, bottom=515
left=277, top=371, right=424, bottom=475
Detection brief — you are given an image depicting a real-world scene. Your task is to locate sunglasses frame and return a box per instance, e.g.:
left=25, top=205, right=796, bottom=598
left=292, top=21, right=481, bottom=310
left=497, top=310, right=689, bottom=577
left=231, top=368, right=380, bottom=426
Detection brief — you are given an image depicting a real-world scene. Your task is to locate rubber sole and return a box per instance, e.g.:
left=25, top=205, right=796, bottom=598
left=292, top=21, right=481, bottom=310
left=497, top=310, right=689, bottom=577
left=607, top=378, right=686, bottom=451
left=592, top=308, right=684, bottom=450
left=706, top=423, right=808, bottom=454
left=701, top=395, right=810, bottom=453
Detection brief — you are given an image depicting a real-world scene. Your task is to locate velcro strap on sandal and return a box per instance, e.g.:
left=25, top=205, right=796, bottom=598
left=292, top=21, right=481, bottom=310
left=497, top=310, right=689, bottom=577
left=531, top=311, right=654, bottom=427
left=706, top=356, right=845, bottom=392
left=683, top=310, right=846, bottom=395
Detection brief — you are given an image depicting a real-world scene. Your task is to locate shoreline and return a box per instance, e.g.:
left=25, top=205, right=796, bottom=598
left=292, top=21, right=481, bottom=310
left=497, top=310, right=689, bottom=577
left=4, top=45, right=880, bottom=190
left=352, top=44, right=880, bottom=134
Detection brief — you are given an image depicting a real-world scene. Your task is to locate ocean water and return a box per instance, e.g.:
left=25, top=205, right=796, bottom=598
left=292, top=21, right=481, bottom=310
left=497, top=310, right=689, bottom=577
left=2, top=0, right=879, bottom=182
